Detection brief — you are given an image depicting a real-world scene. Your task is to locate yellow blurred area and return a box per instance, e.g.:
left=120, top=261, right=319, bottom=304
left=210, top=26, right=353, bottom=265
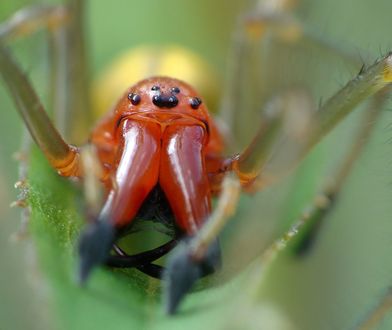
left=91, top=45, right=220, bottom=118
left=383, top=56, right=392, bottom=82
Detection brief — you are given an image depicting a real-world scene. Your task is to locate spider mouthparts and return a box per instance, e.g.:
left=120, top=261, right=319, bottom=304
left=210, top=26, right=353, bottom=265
left=163, top=239, right=221, bottom=314
left=77, top=220, right=115, bottom=285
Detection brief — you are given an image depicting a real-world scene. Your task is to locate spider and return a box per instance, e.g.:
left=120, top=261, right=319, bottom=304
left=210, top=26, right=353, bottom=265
left=1, top=0, right=392, bottom=324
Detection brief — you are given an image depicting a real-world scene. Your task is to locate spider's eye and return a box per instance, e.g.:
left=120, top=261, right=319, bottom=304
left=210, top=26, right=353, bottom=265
left=189, top=97, right=202, bottom=109
left=152, top=94, right=178, bottom=108
left=168, top=96, right=177, bottom=104
left=151, top=85, right=160, bottom=91
left=171, top=87, right=180, bottom=94
left=128, top=93, right=141, bottom=105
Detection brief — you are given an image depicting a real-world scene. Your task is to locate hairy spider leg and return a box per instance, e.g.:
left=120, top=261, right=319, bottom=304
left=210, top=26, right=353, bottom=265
left=185, top=54, right=392, bottom=266
left=292, top=87, right=391, bottom=255
left=221, top=0, right=392, bottom=185
left=218, top=0, right=392, bottom=257
left=231, top=53, right=392, bottom=188
left=165, top=54, right=392, bottom=312
left=227, top=89, right=392, bottom=321
left=161, top=17, right=392, bottom=309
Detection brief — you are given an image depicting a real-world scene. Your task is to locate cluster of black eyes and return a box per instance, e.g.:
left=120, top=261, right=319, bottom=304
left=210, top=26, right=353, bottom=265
left=127, top=85, right=203, bottom=110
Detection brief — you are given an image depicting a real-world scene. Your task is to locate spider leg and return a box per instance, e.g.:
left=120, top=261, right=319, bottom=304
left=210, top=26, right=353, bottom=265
left=107, top=240, right=178, bottom=279
left=232, top=53, right=392, bottom=188
left=0, top=5, right=72, bottom=238
left=135, top=264, right=165, bottom=279
left=0, top=0, right=91, bottom=175
left=0, top=45, right=80, bottom=177
left=228, top=86, right=392, bottom=298
left=108, top=240, right=177, bottom=269
left=220, top=0, right=363, bottom=148
left=0, top=0, right=91, bottom=144
left=49, top=0, right=91, bottom=144
left=232, top=89, right=314, bottom=190
left=110, top=237, right=222, bottom=281
left=238, top=90, right=390, bottom=291
left=248, top=0, right=363, bottom=64
left=293, top=87, right=391, bottom=255
left=0, top=5, right=68, bottom=42
left=171, top=58, right=392, bottom=313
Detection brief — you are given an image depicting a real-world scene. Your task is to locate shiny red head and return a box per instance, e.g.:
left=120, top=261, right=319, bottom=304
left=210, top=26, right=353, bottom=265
left=111, top=76, right=214, bottom=134
left=91, top=76, right=224, bottom=233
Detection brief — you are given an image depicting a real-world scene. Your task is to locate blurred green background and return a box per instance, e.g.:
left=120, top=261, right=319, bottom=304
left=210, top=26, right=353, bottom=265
left=1, top=0, right=392, bottom=329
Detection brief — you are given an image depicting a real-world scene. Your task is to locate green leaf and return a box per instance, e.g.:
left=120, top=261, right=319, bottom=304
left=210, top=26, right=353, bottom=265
left=26, top=148, right=236, bottom=329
